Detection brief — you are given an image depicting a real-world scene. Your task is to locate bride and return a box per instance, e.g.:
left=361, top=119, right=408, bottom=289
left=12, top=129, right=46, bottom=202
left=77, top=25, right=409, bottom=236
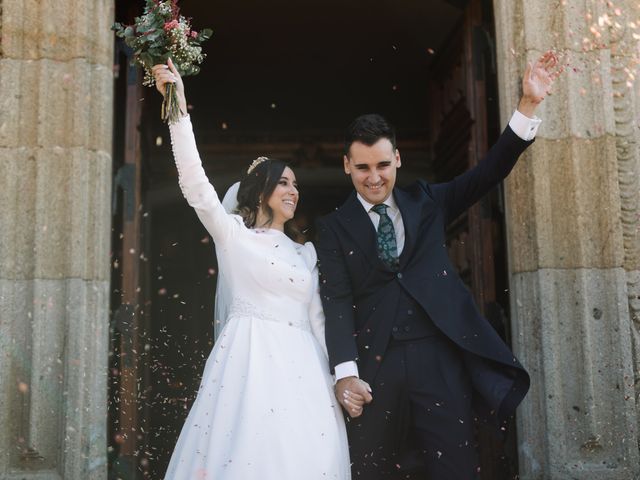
left=152, top=60, right=355, bottom=479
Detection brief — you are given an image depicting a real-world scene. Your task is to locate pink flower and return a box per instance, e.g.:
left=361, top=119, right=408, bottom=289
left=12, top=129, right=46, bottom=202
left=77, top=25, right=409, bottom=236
left=190, top=30, right=198, bottom=38
left=163, top=20, right=179, bottom=31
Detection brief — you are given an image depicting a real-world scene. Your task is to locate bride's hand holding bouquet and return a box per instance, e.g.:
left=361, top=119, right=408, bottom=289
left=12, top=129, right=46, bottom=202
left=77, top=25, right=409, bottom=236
left=152, top=59, right=187, bottom=118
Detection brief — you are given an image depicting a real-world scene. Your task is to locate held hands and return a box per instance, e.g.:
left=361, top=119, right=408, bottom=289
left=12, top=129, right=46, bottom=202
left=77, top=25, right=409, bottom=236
left=518, top=51, right=563, bottom=117
left=152, top=58, right=188, bottom=116
left=335, top=376, right=373, bottom=418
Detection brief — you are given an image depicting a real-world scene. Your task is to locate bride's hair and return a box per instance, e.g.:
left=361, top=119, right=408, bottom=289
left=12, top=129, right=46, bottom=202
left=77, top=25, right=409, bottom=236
left=236, top=158, right=302, bottom=243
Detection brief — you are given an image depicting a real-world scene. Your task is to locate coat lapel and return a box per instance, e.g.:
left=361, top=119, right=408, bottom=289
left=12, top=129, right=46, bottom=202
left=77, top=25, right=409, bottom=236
left=337, top=188, right=424, bottom=271
left=393, top=187, right=420, bottom=268
left=335, top=192, right=385, bottom=269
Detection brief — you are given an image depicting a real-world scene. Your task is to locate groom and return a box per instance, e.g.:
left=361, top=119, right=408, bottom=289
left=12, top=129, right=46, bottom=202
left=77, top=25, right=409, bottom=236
left=315, top=52, right=558, bottom=479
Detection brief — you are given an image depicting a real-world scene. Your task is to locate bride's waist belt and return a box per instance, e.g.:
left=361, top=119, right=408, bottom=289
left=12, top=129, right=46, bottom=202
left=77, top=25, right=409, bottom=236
left=228, top=297, right=311, bottom=332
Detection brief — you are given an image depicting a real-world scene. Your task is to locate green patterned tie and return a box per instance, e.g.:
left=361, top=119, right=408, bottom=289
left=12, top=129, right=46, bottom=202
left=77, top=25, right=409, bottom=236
left=372, top=204, right=399, bottom=269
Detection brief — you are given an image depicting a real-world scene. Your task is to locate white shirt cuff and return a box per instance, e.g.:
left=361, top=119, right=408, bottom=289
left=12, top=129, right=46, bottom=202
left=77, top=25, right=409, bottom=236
left=334, top=361, right=359, bottom=381
left=509, top=109, right=542, bottom=141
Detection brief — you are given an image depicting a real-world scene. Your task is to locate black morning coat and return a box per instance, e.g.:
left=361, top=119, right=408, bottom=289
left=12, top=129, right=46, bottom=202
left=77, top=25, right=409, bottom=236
left=316, top=126, right=533, bottom=429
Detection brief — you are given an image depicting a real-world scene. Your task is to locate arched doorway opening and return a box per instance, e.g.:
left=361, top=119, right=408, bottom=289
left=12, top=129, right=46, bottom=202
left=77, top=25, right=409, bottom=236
left=109, top=0, right=516, bottom=477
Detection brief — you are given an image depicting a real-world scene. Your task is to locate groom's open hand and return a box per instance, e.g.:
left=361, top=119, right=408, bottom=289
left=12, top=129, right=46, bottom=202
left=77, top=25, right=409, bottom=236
left=517, top=50, right=563, bottom=118
left=336, top=377, right=373, bottom=418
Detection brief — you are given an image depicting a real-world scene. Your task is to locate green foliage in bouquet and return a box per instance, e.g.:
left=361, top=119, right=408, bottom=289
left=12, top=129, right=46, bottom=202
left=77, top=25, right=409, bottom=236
left=112, top=0, right=213, bottom=123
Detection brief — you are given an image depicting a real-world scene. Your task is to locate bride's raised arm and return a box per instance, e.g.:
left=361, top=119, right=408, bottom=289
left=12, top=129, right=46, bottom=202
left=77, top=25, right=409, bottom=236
left=153, top=60, right=240, bottom=245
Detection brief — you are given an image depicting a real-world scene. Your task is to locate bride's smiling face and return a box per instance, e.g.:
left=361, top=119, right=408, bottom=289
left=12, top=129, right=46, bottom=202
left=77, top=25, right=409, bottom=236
left=266, top=167, right=299, bottom=225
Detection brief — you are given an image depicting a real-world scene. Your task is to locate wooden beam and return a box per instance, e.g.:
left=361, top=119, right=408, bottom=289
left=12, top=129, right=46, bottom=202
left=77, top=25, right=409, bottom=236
left=116, top=53, right=143, bottom=475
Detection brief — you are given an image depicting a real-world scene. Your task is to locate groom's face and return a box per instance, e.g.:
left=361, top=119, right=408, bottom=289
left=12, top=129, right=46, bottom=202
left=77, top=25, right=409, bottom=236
left=344, top=138, right=401, bottom=205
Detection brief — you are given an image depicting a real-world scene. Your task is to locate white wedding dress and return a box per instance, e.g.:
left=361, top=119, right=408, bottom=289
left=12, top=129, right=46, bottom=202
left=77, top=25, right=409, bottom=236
left=164, top=115, right=350, bottom=480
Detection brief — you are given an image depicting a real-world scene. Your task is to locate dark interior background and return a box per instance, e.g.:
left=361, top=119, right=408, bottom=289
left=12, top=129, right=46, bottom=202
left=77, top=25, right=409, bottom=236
left=109, top=1, right=519, bottom=478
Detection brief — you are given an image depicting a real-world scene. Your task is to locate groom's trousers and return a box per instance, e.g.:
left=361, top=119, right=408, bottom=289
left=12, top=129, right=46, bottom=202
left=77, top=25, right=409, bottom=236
left=346, top=334, right=480, bottom=480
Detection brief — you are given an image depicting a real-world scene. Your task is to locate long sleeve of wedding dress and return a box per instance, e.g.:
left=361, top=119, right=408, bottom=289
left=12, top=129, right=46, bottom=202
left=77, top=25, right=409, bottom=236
left=169, top=114, right=240, bottom=245
left=304, top=243, right=329, bottom=359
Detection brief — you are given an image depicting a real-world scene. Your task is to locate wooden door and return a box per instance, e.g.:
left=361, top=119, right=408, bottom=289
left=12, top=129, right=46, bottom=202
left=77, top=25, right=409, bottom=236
left=427, top=0, right=519, bottom=477
left=109, top=35, right=145, bottom=479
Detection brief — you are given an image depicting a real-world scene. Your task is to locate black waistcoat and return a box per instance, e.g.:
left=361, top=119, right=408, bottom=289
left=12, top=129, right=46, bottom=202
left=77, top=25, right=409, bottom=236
left=391, top=290, right=439, bottom=340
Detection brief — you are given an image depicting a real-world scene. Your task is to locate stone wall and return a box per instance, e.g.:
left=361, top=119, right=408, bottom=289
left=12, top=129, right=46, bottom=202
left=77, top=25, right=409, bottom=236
left=494, top=0, right=640, bottom=478
left=0, top=0, right=114, bottom=478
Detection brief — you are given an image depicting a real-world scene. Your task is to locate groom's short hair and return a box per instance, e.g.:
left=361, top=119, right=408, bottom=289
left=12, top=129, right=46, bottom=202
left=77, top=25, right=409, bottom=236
left=344, top=114, right=396, bottom=156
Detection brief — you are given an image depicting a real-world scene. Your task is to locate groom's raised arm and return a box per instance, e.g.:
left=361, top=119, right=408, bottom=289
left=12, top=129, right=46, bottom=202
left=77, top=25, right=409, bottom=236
left=431, top=51, right=560, bottom=224
left=430, top=113, right=536, bottom=224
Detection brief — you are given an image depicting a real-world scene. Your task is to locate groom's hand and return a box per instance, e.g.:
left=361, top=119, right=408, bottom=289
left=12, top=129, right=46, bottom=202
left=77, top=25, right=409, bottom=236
left=336, top=376, right=372, bottom=418
left=518, top=50, right=562, bottom=117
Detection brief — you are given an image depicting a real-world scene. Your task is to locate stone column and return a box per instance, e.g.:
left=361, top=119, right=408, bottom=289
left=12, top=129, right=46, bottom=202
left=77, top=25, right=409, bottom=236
left=493, top=0, right=640, bottom=478
left=0, top=1, right=113, bottom=478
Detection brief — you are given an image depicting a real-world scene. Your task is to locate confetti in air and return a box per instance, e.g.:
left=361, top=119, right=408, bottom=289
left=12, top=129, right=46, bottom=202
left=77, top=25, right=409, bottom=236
left=542, top=0, right=640, bottom=99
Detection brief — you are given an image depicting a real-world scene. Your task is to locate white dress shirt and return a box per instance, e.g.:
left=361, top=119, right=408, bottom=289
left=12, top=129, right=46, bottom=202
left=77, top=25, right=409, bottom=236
left=334, top=110, right=541, bottom=381
left=357, top=192, right=405, bottom=254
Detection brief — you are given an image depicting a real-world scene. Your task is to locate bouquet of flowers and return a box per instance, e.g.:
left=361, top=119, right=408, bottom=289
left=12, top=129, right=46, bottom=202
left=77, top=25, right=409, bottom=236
left=112, top=0, right=213, bottom=123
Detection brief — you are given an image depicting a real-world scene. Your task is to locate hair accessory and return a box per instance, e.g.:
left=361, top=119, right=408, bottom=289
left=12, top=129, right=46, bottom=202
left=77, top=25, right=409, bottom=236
left=247, top=156, right=269, bottom=174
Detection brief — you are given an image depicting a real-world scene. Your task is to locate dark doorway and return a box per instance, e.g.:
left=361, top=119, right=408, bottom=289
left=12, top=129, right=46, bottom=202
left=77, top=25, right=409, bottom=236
left=109, top=0, right=518, bottom=478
